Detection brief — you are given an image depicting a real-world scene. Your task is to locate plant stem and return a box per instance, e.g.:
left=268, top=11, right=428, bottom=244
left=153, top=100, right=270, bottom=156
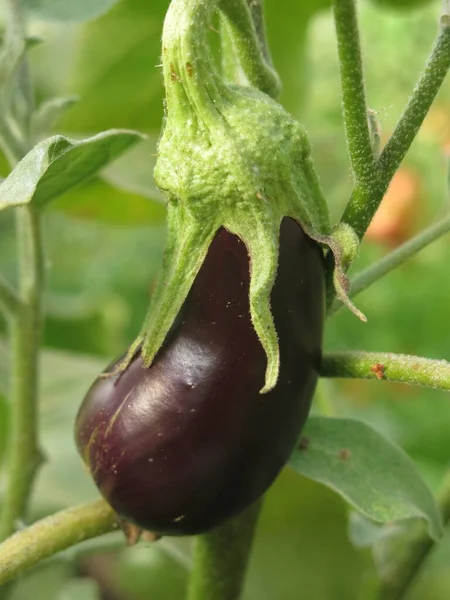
left=187, top=501, right=262, bottom=600
left=245, top=0, right=273, bottom=67
left=378, top=19, right=450, bottom=188
left=320, top=351, right=450, bottom=392
left=376, top=473, right=450, bottom=600
left=329, top=212, right=450, bottom=316
left=343, top=19, right=450, bottom=240
left=0, top=500, right=117, bottom=586
left=218, top=0, right=280, bottom=97
left=0, top=276, right=21, bottom=318
left=333, top=0, right=376, bottom=190
left=0, top=205, right=45, bottom=541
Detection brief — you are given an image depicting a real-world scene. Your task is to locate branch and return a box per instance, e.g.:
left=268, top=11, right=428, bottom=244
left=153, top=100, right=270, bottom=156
left=329, top=212, right=450, bottom=316
left=245, top=0, right=273, bottom=67
left=187, top=501, right=261, bottom=600
left=0, top=500, right=118, bottom=586
left=333, top=0, right=376, bottom=189
left=320, top=351, right=450, bottom=392
left=0, top=206, right=45, bottom=541
left=218, top=0, right=281, bottom=97
left=343, top=18, right=450, bottom=239
left=378, top=19, right=450, bottom=187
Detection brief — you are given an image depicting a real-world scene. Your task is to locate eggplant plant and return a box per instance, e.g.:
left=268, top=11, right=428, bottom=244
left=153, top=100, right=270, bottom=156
left=0, top=0, right=450, bottom=599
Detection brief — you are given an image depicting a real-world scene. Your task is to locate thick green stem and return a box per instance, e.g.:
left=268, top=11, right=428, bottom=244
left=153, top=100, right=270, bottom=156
left=187, top=501, right=262, bottom=600
left=0, top=500, right=117, bottom=586
left=329, top=212, right=450, bottom=316
left=320, top=351, right=450, bottom=392
left=333, top=0, right=376, bottom=190
left=0, top=206, right=45, bottom=541
left=376, top=473, right=450, bottom=600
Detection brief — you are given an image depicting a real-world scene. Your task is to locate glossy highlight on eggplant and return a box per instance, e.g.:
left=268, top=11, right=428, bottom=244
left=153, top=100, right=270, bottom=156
left=75, top=218, right=325, bottom=536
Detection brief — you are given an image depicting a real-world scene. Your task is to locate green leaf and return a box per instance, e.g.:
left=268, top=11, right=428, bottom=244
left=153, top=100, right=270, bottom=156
left=24, top=0, right=120, bottom=22
left=0, top=130, right=144, bottom=211
left=289, top=417, right=443, bottom=541
left=118, top=543, right=189, bottom=599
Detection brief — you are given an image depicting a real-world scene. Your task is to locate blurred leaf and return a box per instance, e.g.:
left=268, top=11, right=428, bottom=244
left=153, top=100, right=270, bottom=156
left=56, top=578, right=101, bottom=600
left=0, top=393, right=9, bottom=468
left=0, top=130, right=144, bottom=211
left=245, top=469, right=367, bottom=600
left=368, top=0, right=436, bottom=10
left=31, top=96, right=80, bottom=141
left=102, top=138, right=164, bottom=203
left=118, top=543, right=189, bottom=599
left=289, top=417, right=443, bottom=540
left=0, top=337, right=105, bottom=416
left=24, top=0, right=120, bottom=22
left=372, top=518, right=430, bottom=596
left=36, top=347, right=106, bottom=509
left=9, top=560, right=73, bottom=600
left=0, top=342, right=8, bottom=394
left=50, top=177, right=166, bottom=226
left=264, top=0, right=332, bottom=116
left=62, top=0, right=169, bottom=133
left=0, top=338, right=104, bottom=510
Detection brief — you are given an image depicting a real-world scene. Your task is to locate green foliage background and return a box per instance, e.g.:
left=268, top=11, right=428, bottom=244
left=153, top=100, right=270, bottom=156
left=0, top=0, right=450, bottom=598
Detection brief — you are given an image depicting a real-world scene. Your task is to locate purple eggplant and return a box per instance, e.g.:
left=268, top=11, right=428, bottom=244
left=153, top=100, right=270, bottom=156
left=75, top=217, right=325, bottom=535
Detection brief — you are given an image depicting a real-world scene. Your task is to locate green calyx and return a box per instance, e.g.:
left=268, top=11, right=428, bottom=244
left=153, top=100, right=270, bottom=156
left=127, top=0, right=362, bottom=393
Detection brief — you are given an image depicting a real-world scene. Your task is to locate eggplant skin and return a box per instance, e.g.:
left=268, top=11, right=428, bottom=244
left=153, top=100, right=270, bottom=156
left=75, top=217, right=325, bottom=536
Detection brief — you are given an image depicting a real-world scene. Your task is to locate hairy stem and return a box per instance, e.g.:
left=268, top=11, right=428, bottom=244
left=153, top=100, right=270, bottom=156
left=218, top=0, right=280, bottom=97
left=378, top=19, right=450, bottom=188
left=329, top=212, right=450, bottom=316
left=376, top=473, right=450, bottom=600
left=320, top=351, right=450, bottom=392
left=0, top=500, right=117, bottom=586
left=333, top=0, right=376, bottom=189
left=326, top=14, right=450, bottom=309
left=187, top=501, right=261, bottom=600
left=343, top=19, right=450, bottom=239
left=0, top=206, right=45, bottom=541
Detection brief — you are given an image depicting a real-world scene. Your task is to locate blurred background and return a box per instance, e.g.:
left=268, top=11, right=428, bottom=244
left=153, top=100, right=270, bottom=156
left=1, top=0, right=450, bottom=598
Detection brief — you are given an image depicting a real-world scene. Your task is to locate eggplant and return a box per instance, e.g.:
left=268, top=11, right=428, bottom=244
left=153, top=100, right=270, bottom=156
left=75, top=217, right=325, bottom=535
